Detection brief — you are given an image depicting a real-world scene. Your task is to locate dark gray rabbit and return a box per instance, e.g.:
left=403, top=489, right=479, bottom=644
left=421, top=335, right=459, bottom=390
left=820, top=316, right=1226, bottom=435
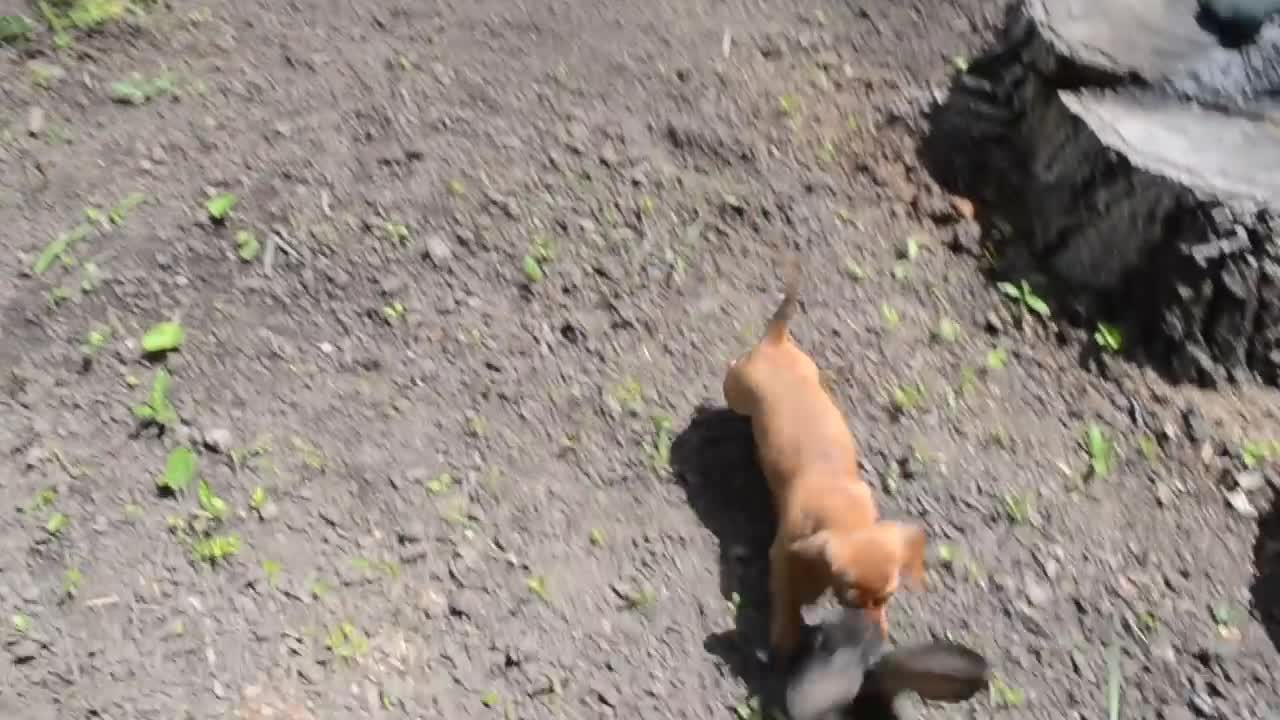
left=785, top=608, right=990, bottom=720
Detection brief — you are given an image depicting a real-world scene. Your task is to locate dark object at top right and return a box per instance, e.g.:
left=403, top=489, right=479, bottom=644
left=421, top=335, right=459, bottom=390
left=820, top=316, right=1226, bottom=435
left=1197, top=0, right=1280, bottom=47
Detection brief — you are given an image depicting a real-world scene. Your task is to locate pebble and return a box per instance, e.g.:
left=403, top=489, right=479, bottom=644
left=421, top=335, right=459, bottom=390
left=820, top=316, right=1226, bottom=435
left=1223, top=488, right=1257, bottom=518
left=173, top=423, right=201, bottom=448
left=417, top=589, right=448, bottom=619
left=1187, top=691, right=1217, bottom=718
left=1234, top=470, right=1266, bottom=492
left=1183, top=408, right=1208, bottom=444
left=447, top=590, right=483, bottom=620
left=203, top=427, right=234, bottom=454
left=27, top=106, right=46, bottom=137
left=27, top=61, right=67, bottom=85
left=1025, top=578, right=1052, bottom=607
left=593, top=684, right=619, bottom=708
left=1159, top=705, right=1195, bottom=720
left=23, top=445, right=47, bottom=469
left=1150, top=638, right=1177, bottom=666
left=7, top=638, right=39, bottom=663
left=422, top=233, right=454, bottom=266
left=396, top=524, right=426, bottom=545
left=600, top=387, right=623, bottom=418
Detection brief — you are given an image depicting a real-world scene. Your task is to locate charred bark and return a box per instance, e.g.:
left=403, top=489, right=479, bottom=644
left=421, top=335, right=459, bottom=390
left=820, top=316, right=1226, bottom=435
left=923, top=0, right=1280, bottom=387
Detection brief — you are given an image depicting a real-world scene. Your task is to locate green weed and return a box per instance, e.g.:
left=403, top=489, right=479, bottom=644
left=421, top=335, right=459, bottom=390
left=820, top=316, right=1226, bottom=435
left=1094, top=322, right=1122, bottom=353
left=996, top=279, right=1050, bottom=320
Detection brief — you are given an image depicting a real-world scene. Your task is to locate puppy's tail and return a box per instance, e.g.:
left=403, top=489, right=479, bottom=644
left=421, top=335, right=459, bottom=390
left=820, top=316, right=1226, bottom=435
left=764, top=253, right=803, bottom=345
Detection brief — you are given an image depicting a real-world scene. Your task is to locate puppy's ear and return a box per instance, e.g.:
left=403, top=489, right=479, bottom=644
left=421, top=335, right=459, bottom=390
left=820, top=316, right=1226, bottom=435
left=890, top=521, right=928, bottom=592
left=789, top=530, right=834, bottom=563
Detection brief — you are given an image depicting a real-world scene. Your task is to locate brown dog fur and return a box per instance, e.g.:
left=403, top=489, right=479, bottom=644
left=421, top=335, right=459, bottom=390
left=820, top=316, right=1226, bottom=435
left=723, top=258, right=927, bottom=664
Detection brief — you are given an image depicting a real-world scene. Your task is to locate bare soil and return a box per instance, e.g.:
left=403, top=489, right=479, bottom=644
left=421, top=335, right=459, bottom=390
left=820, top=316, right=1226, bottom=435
left=2, top=1, right=1280, bottom=718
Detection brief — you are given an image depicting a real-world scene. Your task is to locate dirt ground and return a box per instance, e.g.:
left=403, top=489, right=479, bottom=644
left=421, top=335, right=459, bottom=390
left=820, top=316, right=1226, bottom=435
left=2, top=0, right=1280, bottom=718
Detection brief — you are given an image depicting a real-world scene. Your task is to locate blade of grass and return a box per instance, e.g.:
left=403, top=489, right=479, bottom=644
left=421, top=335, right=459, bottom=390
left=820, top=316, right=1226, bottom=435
left=1106, top=642, right=1121, bottom=720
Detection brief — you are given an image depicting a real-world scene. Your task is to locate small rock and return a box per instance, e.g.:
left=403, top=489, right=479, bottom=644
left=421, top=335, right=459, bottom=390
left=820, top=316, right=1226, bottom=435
left=1025, top=578, right=1052, bottom=607
left=448, top=590, right=483, bottom=620
left=379, top=276, right=406, bottom=296
left=598, top=144, right=620, bottom=168
left=593, top=684, right=619, bottom=708
left=899, top=453, right=923, bottom=480
left=173, top=423, right=201, bottom=448
left=396, top=524, right=426, bottom=545
left=1149, top=638, right=1177, bottom=666
left=422, top=233, right=454, bottom=266
left=203, top=427, right=234, bottom=454
left=1235, top=470, right=1266, bottom=492
left=27, top=61, right=67, bottom=85
left=1159, top=704, right=1195, bottom=720
left=27, top=107, right=46, bottom=137
left=1154, top=482, right=1174, bottom=507
left=1224, top=489, right=1257, bottom=518
left=1039, top=555, right=1060, bottom=581
left=418, top=589, right=448, bottom=619
left=984, top=311, right=1003, bottom=334
left=257, top=502, right=279, bottom=521
left=947, top=222, right=980, bottom=255
left=575, top=217, right=598, bottom=235
left=1187, top=691, right=1217, bottom=718
left=1127, top=397, right=1147, bottom=427
left=7, top=638, right=39, bottom=663
left=22, top=445, right=47, bottom=470
left=1194, top=638, right=1241, bottom=669
left=600, top=387, right=622, bottom=418
left=1183, top=408, right=1208, bottom=444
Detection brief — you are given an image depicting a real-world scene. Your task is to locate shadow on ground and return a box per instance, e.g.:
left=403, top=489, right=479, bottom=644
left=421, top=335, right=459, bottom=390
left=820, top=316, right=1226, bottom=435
left=670, top=405, right=784, bottom=707
left=1251, top=498, right=1280, bottom=653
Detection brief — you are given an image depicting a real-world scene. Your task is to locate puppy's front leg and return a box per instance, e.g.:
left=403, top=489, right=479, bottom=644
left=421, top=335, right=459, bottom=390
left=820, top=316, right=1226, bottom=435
left=767, top=541, right=804, bottom=666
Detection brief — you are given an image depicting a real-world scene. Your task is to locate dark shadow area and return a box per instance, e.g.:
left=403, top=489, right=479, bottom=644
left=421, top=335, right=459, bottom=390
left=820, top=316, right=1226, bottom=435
left=1250, top=498, right=1280, bottom=652
left=671, top=405, right=904, bottom=720
left=670, top=405, right=782, bottom=708
left=1195, top=0, right=1275, bottom=49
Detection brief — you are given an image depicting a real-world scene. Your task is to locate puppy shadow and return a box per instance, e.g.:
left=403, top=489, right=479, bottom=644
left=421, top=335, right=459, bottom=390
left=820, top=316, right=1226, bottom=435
left=1251, top=498, right=1280, bottom=652
left=670, top=405, right=782, bottom=703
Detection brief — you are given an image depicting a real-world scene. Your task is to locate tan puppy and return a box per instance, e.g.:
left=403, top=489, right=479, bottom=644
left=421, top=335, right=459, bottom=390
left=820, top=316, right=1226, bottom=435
left=723, top=259, right=927, bottom=665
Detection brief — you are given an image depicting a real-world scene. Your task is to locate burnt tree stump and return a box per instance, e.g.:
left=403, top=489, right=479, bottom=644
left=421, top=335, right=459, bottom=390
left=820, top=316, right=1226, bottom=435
left=923, top=0, right=1280, bottom=387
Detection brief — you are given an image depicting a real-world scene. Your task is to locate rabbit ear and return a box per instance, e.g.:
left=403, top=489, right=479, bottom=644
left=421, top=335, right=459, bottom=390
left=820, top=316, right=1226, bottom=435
left=865, top=641, right=991, bottom=703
